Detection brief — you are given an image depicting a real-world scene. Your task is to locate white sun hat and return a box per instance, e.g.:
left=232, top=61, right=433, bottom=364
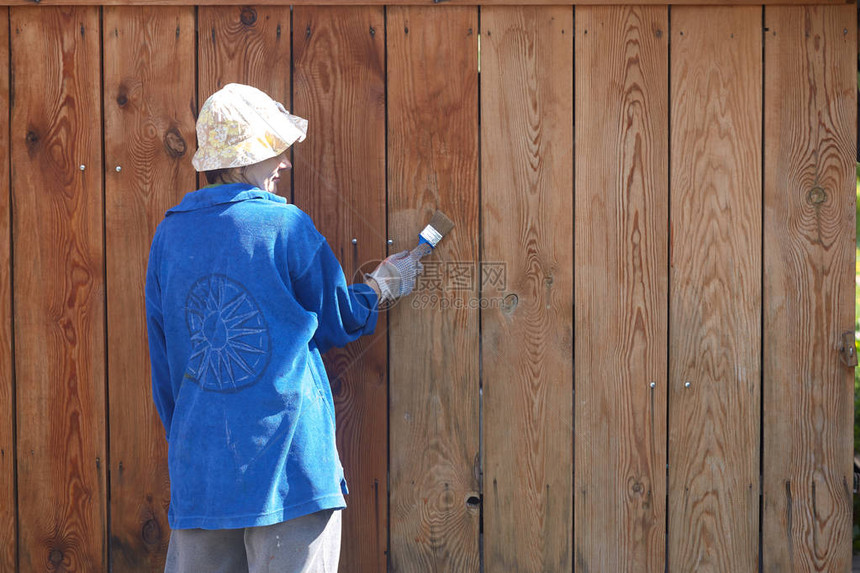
left=192, top=83, right=308, bottom=172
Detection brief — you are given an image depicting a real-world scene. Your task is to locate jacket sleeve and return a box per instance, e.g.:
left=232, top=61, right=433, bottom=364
left=145, top=237, right=174, bottom=440
left=292, top=239, right=380, bottom=355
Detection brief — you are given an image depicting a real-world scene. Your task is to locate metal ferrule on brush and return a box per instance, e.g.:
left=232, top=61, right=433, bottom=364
left=419, top=225, right=443, bottom=248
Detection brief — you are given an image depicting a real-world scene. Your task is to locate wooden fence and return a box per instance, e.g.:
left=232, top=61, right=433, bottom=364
left=0, top=3, right=855, bottom=571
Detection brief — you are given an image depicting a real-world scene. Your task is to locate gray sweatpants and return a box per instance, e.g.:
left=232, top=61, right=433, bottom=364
left=164, top=509, right=341, bottom=573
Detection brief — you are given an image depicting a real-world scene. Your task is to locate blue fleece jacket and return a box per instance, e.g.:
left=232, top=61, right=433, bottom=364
left=145, top=183, right=378, bottom=530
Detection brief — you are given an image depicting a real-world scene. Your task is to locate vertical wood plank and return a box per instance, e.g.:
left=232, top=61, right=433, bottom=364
left=11, top=7, right=106, bottom=571
left=292, top=7, right=387, bottom=571
left=198, top=5, right=291, bottom=197
left=104, top=7, right=196, bottom=570
left=669, top=7, right=761, bottom=571
left=575, top=7, right=669, bottom=571
left=762, top=6, right=856, bottom=571
left=481, top=6, right=573, bottom=571
left=387, top=6, right=480, bottom=571
left=0, top=7, right=13, bottom=572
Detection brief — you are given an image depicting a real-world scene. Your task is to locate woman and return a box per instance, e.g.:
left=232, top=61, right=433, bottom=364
left=146, top=83, right=418, bottom=572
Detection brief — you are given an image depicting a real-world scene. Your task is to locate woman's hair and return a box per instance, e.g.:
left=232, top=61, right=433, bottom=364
left=204, top=168, right=232, bottom=184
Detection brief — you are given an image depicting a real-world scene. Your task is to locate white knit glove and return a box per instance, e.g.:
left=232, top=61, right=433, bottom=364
left=366, top=250, right=423, bottom=302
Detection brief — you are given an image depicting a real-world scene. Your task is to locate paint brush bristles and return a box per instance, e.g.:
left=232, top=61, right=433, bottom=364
left=418, top=210, right=455, bottom=248
left=427, top=210, right=454, bottom=241
left=410, top=210, right=454, bottom=259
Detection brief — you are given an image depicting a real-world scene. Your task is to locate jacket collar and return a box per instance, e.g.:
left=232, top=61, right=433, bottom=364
left=166, top=183, right=287, bottom=214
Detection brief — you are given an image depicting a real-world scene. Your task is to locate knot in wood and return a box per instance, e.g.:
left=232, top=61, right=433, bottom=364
left=806, top=186, right=827, bottom=206
left=25, top=130, right=39, bottom=146
left=142, top=518, right=162, bottom=545
left=116, top=92, right=128, bottom=107
left=48, top=549, right=63, bottom=565
left=163, top=127, right=187, bottom=158
left=240, top=7, right=257, bottom=27
left=632, top=482, right=643, bottom=494
left=503, top=293, right=518, bottom=313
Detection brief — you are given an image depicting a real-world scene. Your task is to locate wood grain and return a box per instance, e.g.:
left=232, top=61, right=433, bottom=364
left=575, top=7, right=668, bottom=572
left=0, top=7, right=14, bottom=572
left=762, top=6, right=856, bottom=571
left=480, top=6, right=573, bottom=572
left=11, top=6, right=106, bottom=571
left=668, top=7, right=761, bottom=571
left=292, top=7, right=387, bottom=571
left=104, top=7, right=196, bottom=570
left=387, top=6, right=480, bottom=571
left=0, top=0, right=847, bottom=7
left=197, top=5, right=290, bottom=195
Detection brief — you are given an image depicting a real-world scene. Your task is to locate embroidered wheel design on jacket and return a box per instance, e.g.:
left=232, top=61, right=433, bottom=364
left=185, top=274, right=271, bottom=392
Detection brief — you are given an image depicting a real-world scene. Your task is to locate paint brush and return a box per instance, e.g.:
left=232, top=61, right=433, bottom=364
left=411, top=210, right=455, bottom=258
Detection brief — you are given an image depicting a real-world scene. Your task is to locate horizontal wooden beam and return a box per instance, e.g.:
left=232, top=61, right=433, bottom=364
left=1, top=0, right=851, bottom=6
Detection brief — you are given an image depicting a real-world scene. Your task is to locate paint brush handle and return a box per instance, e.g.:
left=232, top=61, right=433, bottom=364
left=409, top=242, right=433, bottom=259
